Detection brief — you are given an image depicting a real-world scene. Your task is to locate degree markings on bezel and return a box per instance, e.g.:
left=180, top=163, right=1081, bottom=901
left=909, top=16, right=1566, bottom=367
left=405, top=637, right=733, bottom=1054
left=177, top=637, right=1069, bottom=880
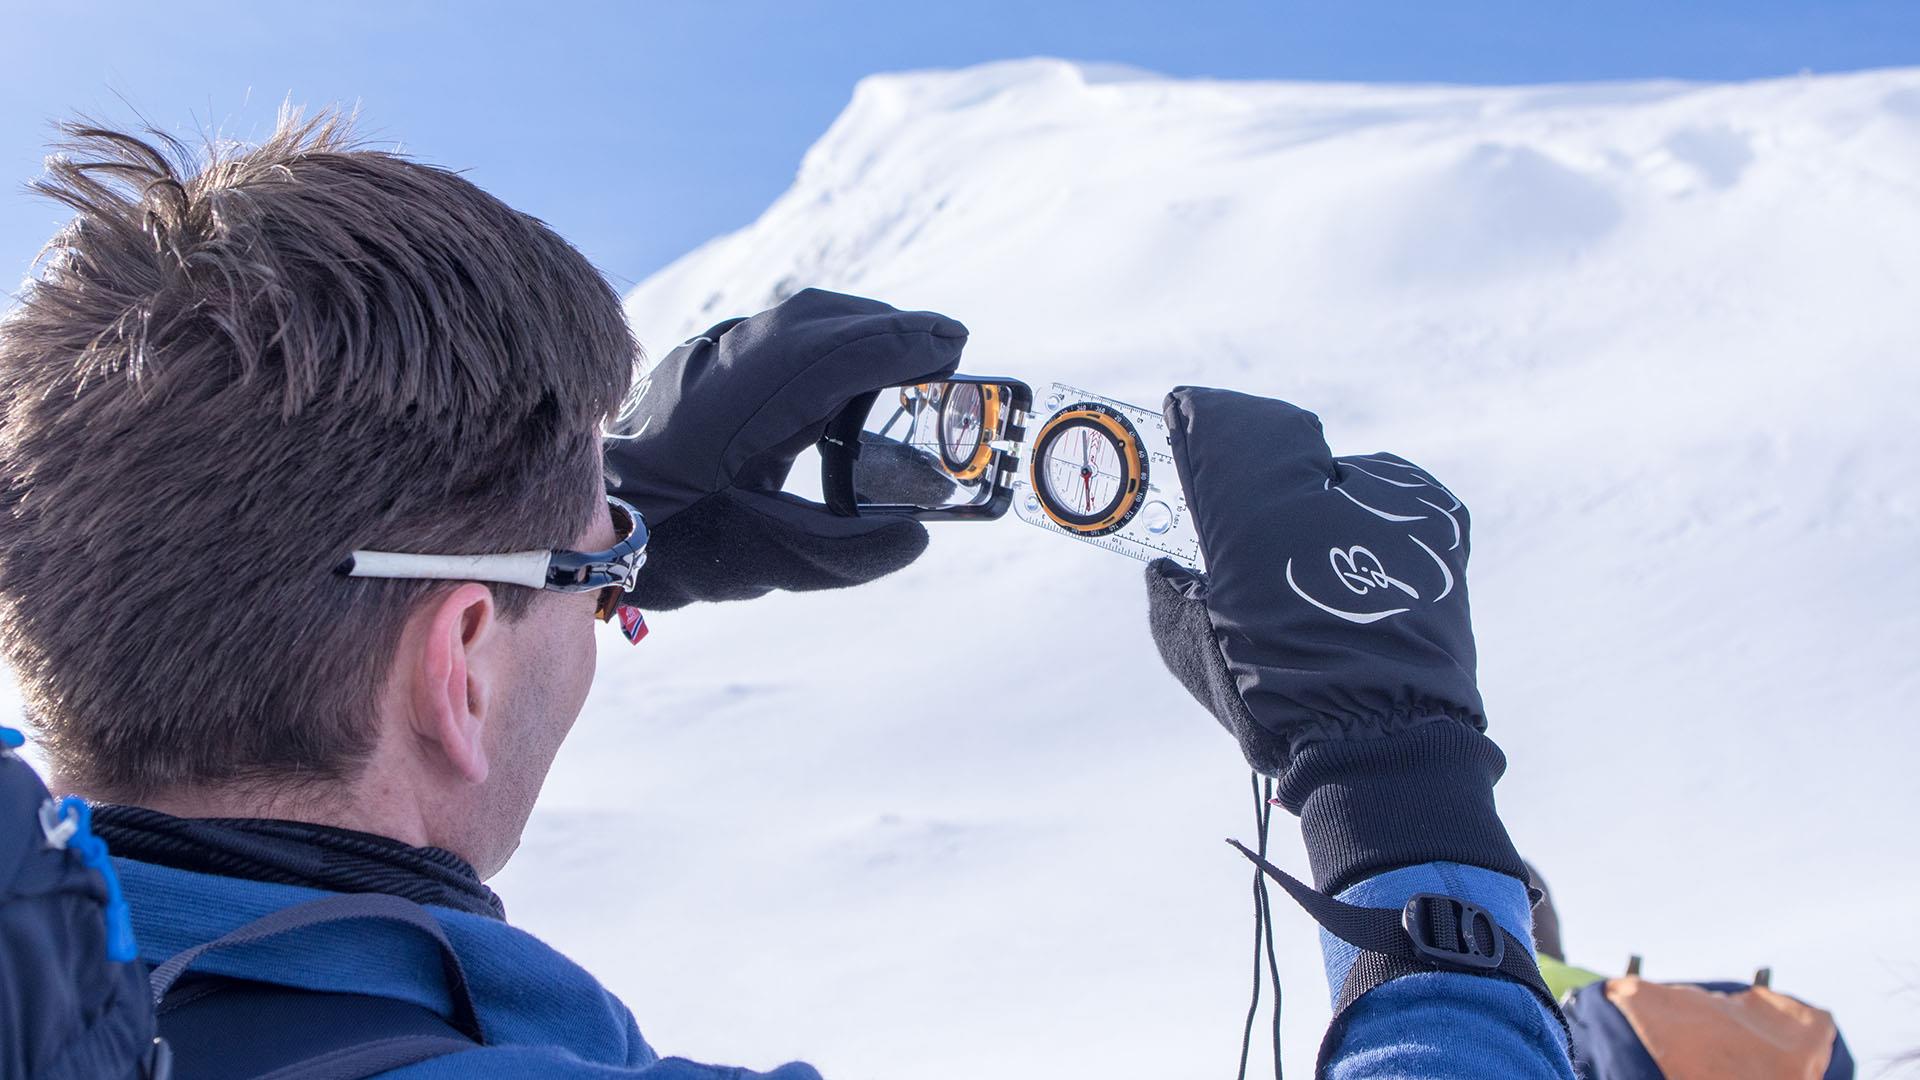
left=1030, top=401, right=1148, bottom=537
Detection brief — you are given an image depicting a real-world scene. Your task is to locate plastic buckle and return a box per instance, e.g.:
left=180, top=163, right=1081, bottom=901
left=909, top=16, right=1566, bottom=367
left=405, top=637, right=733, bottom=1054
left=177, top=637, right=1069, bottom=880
left=1402, top=893, right=1505, bottom=972
left=38, top=799, right=78, bottom=849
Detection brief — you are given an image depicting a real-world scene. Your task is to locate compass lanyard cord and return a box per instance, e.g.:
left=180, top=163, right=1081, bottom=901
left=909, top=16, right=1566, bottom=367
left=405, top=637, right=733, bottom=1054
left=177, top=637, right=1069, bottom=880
left=1236, top=771, right=1283, bottom=1080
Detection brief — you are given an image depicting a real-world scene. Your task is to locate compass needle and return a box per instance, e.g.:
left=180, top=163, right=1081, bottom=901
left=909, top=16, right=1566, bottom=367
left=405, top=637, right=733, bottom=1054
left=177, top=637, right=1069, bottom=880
left=1028, top=396, right=1150, bottom=540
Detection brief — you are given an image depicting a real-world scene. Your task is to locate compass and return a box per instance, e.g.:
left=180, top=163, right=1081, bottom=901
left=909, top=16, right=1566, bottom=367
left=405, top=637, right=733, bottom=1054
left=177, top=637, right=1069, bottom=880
left=1029, top=401, right=1147, bottom=536
left=936, top=381, right=1003, bottom=481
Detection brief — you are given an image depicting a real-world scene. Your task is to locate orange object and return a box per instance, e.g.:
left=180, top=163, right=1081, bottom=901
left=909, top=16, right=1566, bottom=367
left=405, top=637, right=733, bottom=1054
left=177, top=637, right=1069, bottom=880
left=1605, top=976, right=1838, bottom=1079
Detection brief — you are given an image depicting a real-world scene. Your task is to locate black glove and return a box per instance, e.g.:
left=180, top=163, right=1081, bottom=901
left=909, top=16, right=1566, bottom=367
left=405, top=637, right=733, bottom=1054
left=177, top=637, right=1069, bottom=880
left=1146, top=387, right=1524, bottom=894
left=607, top=289, right=966, bottom=610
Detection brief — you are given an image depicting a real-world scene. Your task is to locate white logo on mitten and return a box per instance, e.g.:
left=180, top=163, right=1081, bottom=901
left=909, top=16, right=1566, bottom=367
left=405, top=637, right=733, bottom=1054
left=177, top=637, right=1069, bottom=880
left=1330, top=546, right=1419, bottom=599
left=1287, top=537, right=1455, bottom=625
left=1283, top=456, right=1465, bottom=625
left=1282, top=453, right=1474, bottom=622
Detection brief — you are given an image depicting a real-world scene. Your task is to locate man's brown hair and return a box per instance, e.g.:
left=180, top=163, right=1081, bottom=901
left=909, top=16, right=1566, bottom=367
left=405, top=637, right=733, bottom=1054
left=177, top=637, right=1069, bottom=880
left=0, top=109, right=637, bottom=799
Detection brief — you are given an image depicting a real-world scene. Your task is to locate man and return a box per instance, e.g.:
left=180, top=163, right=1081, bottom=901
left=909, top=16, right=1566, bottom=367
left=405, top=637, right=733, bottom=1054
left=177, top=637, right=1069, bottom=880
left=0, top=112, right=1573, bottom=1077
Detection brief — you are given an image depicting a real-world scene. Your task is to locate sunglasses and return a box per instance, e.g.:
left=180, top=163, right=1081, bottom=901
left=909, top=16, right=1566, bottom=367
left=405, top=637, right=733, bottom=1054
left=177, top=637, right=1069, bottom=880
left=336, top=495, right=651, bottom=644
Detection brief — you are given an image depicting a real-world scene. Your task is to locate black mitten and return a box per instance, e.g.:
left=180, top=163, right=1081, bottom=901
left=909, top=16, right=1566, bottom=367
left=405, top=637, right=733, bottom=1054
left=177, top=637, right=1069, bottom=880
left=607, top=289, right=966, bottom=611
left=1146, top=387, right=1523, bottom=893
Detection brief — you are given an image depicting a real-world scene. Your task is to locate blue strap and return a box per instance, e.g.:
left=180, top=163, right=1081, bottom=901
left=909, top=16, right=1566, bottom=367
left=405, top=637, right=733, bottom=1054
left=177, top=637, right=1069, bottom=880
left=148, top=891, right=485, bottom=1044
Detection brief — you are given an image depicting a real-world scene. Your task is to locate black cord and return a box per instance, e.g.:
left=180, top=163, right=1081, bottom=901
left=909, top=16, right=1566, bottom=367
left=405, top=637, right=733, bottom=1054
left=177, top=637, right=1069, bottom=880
left=1237, top=772, right=1265, bottom=1080
left=1237, top=772, right=1285, bottom=1079
left=1260, top=775, right=1283, bottom=1079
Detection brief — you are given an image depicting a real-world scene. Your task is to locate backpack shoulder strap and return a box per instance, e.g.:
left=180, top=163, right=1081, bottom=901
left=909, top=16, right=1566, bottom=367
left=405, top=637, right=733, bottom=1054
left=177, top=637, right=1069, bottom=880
left=251, top=1036, right=477, bottom=1080
left=160, top=976, right=474, bottom=1080
left=150, top=892, right=483, bottom=1080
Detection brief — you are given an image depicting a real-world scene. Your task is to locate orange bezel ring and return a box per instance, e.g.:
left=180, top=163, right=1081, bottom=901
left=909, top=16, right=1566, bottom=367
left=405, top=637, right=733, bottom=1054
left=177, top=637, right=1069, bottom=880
left=1029, top=404, right=1145, bottom=535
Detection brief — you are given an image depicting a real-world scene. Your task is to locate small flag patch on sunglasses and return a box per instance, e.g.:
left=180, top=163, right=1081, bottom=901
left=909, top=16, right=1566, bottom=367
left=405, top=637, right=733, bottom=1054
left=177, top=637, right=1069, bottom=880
left=618, top=605, right=649, bottom=644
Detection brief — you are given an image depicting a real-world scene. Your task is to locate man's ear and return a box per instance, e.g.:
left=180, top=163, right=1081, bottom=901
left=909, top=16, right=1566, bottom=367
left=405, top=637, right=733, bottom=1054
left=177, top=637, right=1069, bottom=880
left=406, top=582, right=498, bottom=786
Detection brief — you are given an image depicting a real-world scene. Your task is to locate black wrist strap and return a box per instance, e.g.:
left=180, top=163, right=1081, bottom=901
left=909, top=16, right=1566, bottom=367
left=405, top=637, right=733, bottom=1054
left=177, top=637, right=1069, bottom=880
left=1227, top=840, right=1569, bottom=1067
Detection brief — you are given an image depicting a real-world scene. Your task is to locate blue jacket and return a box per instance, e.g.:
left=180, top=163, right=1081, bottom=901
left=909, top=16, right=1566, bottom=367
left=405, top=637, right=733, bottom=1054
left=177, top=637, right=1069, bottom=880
left=1326, top=862, right=1574, bottom=1079
left=118, top=855, right=1572, bottom=1078
left=117, top=858, right=818, bottom=1078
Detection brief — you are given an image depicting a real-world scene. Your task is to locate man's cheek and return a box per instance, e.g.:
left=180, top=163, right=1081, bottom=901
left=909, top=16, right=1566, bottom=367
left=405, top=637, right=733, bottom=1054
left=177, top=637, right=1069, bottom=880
left=569, top=611, right=598, bottom=714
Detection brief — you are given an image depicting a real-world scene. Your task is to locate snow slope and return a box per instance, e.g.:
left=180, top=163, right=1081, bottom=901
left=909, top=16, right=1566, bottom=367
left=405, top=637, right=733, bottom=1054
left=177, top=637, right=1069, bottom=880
left=587, top=60, right=1920, bottom=1077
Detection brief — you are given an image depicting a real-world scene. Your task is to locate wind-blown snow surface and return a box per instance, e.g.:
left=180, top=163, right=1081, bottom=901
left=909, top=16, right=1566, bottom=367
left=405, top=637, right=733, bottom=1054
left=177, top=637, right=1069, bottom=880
left=573, top=60, right=1920, bottom=1078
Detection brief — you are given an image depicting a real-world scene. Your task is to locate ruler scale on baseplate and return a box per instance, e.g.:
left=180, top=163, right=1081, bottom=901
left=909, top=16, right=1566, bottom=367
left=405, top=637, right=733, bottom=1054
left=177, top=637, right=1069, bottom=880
left=1010, top=383, right=1203, bottom=570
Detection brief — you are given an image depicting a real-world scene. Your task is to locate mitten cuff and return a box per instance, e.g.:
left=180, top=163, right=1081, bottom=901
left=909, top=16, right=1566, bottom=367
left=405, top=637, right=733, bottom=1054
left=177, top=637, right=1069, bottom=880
left=1277, top=720, right=1527, bottom=895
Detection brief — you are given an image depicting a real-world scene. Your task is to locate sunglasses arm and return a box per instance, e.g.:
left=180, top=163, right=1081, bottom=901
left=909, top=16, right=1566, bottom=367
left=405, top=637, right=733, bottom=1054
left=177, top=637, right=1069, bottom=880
left=339, top=550, right=552, bottom=590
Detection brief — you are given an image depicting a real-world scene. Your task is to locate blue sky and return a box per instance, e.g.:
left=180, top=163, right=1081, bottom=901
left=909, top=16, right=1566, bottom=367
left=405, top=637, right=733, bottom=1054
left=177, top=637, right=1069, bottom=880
left=3, top=0, right=1917, bottom=295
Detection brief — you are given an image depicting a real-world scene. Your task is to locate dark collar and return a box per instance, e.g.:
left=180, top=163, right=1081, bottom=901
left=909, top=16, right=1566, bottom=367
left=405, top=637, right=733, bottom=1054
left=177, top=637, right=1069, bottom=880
left=92, top=804, right=505, bottom=920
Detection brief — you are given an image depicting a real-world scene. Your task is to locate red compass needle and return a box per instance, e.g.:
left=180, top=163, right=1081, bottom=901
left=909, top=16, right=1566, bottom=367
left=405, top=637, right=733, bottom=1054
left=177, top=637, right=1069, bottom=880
left=1081, top=430, right=1096, bottom=511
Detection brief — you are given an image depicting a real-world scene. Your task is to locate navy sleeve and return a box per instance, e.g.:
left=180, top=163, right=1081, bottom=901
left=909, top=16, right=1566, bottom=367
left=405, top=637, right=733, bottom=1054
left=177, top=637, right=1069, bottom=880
left=1320, top=862, right=1575, bottom=1080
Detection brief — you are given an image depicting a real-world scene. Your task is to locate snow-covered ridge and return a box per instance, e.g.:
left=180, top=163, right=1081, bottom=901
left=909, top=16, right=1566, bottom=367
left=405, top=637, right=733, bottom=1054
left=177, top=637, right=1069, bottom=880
left=611, top=59, right=1920, bottom=1078
left=630, top=59, right=1920, bottom=360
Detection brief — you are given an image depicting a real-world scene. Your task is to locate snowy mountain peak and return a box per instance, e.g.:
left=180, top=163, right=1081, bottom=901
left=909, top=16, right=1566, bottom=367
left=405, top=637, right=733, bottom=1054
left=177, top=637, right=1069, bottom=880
left=603, top=61, right=1920, bottom=1076
left=828, top=56, right=1164, bottom=130
left=627, top=62, right=1920, bottom=383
